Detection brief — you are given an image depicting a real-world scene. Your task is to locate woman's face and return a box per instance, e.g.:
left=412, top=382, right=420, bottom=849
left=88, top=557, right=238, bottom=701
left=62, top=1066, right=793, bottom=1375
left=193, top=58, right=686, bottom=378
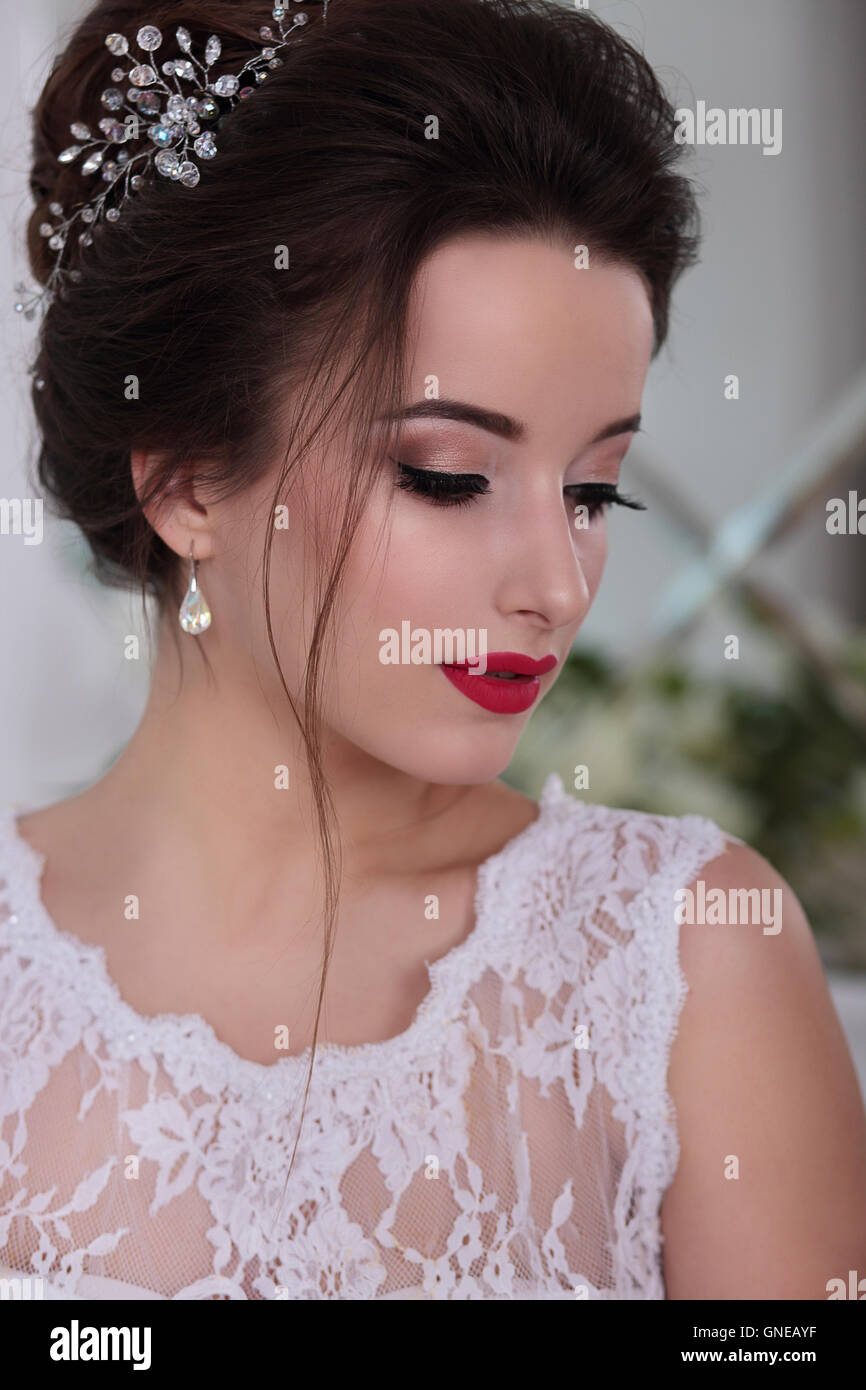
left=207, top=232, right=655, bottom=785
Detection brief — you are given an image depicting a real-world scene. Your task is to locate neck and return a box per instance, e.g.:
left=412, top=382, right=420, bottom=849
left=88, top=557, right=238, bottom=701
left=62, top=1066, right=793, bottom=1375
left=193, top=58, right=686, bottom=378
left=78, top=607, right=473, bottom=913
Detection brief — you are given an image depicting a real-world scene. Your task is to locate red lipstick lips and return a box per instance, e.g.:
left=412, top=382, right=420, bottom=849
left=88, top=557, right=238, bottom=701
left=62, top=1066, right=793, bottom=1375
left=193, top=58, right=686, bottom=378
left=440, top=650, right=558, bottom=714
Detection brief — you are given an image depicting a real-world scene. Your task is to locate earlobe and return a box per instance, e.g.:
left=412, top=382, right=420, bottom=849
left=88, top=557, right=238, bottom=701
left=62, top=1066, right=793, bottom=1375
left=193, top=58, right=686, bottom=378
left=130, top=449, right=214, bottom=562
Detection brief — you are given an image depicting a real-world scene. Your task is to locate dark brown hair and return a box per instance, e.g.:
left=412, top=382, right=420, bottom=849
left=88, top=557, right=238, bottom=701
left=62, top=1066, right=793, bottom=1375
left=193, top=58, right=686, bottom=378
left=25, top=0, right=700, bottom=1183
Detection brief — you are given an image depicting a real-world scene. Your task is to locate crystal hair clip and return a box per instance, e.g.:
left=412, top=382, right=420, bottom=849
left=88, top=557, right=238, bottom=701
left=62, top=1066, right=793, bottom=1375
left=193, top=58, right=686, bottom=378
left=14, top=2, right=327, bottom=323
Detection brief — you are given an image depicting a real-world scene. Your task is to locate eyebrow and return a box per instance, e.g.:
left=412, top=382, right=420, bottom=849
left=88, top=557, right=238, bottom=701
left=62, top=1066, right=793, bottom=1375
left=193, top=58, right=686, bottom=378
left=378, top=398, right=642, bottom=445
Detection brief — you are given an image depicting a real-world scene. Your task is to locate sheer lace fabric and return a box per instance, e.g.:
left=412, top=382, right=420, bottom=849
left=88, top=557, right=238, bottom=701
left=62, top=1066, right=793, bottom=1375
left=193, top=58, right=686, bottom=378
left=0, top=774, right=735, bottom=1299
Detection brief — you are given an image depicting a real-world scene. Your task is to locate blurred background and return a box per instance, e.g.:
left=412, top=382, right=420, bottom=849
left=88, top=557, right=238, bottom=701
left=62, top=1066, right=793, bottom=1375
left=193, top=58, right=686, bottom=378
left=1, top=2, right=865, bottom=1088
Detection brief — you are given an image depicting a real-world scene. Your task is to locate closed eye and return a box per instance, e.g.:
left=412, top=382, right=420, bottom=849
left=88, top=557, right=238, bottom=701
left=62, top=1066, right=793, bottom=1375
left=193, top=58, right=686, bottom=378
left=393, top=461, right=646, bottom=517
left=393, top=461, right=489, bottom=508
left=565, top=482, right=647, bottom=519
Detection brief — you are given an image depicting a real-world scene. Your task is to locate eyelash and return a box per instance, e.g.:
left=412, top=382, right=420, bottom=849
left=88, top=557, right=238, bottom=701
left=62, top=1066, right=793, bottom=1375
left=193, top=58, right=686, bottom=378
left=392, top=461, right=646, bottom=517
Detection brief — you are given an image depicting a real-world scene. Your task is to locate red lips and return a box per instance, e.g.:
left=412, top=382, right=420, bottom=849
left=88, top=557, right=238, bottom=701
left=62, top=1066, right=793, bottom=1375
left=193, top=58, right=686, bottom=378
left=479, top=651, right=558, bottom=677
left=440, top=650, right=558, bottom=713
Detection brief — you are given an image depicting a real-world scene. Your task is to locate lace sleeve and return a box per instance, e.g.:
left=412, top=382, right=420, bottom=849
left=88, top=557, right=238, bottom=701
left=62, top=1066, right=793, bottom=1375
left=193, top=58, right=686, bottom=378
left=591, top=811, right=743, bottom=1297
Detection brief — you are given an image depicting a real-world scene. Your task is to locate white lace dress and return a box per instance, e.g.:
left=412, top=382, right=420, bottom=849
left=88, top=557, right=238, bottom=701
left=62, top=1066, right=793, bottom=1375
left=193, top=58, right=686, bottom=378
left=0, top=773, right=737, bottom=1300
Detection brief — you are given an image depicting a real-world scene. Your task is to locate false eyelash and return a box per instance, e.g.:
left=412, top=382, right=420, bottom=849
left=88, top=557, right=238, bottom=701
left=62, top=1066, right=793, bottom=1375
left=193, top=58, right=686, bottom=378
left=564, top=482, right=648, bottom=518
left=393, top=461, right=647, bottom=516
left=393, top=461, right=489, bottom=508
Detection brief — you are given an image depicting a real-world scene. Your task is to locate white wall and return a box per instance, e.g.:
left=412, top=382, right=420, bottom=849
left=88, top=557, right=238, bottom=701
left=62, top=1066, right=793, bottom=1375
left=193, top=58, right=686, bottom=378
left=1, top=0, right=153, bottom=810
left=584, top=0, right=866, bottom=661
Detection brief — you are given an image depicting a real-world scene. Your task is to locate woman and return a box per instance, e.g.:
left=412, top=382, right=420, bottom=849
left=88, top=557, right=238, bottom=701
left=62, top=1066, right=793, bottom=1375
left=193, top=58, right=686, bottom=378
left=2, top=0, right=865, bottom=1300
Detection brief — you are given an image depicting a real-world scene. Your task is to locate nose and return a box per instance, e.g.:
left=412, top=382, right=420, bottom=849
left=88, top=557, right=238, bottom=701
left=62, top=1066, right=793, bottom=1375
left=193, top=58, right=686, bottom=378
left=492, top=486, right=596, bottom=632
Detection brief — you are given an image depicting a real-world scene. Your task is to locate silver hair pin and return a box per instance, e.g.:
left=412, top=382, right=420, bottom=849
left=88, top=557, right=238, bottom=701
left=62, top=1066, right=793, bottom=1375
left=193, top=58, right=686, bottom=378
left=14, top=2, right=328, bottom=323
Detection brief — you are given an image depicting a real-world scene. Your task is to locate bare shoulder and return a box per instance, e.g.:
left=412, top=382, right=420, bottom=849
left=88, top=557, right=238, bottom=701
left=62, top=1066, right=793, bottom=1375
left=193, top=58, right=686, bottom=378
left=11, top=791, right=113, bottom=944
left=14, top=792, right=91, bottom=867
left=662, top=839, right=866, bottom=1299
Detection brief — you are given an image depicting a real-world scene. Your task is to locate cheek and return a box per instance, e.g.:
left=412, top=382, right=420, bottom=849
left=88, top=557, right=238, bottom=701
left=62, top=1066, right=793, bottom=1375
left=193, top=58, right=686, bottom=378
left=313, top=475, right=613, bottom=684
left=340, top=506, right=463, bottom=649
left=340, top=501, right=611, bottom=641
left=569, top=521, right=609, bottom=603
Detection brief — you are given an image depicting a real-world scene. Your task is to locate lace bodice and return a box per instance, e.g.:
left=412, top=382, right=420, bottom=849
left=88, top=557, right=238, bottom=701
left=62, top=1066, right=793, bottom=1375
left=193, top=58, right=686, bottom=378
left=0, top=774, right=736, bottom=1300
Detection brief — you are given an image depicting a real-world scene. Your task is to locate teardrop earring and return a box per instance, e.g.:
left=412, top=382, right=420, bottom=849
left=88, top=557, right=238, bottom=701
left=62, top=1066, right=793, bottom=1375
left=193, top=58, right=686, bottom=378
left=178, top=541, right=212, bottom=635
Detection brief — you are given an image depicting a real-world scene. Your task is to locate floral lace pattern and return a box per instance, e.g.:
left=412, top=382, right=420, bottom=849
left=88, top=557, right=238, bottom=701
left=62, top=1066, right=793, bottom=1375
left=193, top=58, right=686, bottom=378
left=0, top=775, right=734, bottom=1299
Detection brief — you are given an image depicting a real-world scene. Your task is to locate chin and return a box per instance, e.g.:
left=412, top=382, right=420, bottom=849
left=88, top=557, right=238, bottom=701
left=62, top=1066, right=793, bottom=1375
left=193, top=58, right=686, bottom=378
left=362, top=725, right=524, bottom=786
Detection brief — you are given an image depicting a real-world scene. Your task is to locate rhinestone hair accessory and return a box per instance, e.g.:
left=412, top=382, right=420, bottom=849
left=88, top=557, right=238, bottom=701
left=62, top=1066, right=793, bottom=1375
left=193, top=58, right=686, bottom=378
left=14, top=3, right=328, bottom=322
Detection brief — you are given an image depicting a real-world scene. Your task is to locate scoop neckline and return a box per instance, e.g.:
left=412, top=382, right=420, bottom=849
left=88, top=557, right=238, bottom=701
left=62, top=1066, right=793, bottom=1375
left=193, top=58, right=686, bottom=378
left=0, top=773, right=577, bottom=1100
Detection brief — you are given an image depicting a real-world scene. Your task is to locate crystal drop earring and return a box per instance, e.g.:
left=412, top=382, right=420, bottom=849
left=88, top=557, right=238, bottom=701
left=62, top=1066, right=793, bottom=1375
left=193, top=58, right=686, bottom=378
left=178, top=540, right=212, bottom=635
